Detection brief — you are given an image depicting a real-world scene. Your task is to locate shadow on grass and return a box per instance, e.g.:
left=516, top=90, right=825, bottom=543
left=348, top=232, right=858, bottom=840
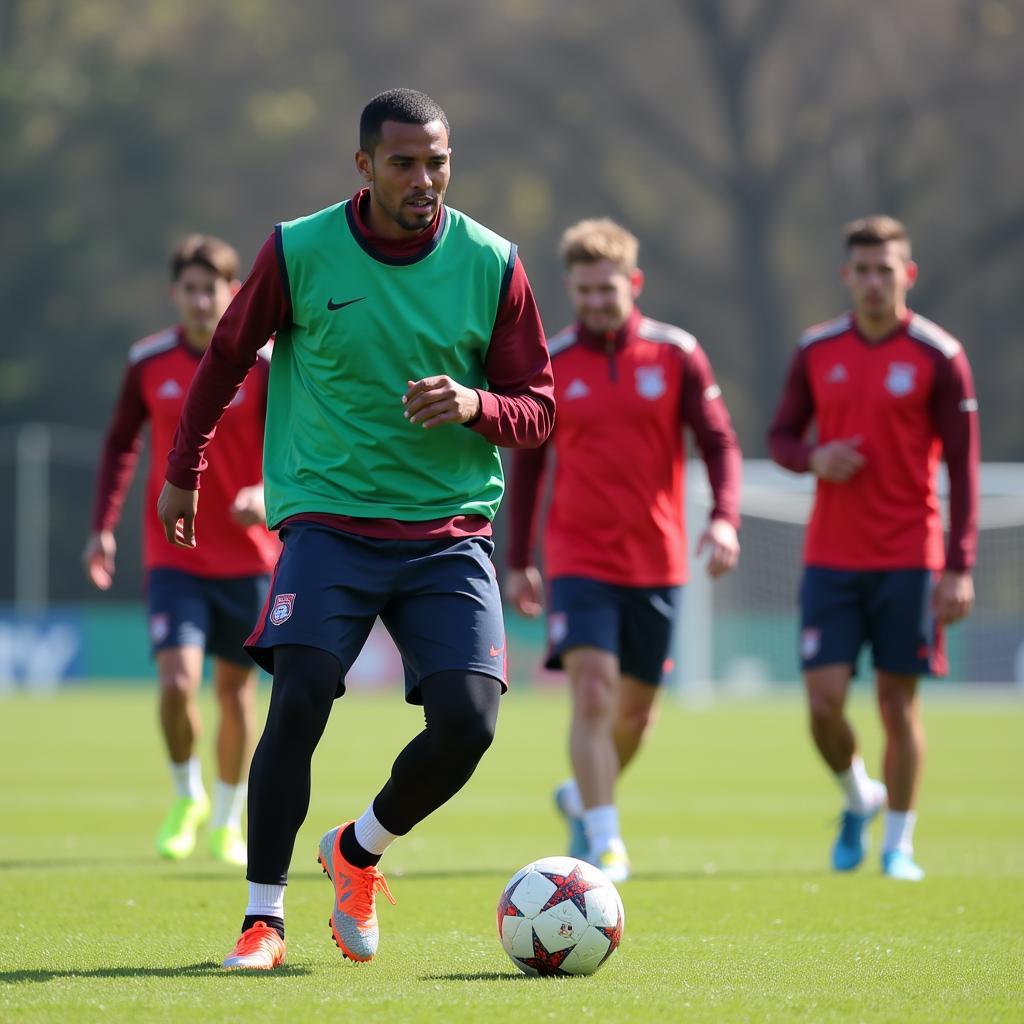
left=420, top=971, right=532, bottom=982
left=2, top=962, right=313, bottom=983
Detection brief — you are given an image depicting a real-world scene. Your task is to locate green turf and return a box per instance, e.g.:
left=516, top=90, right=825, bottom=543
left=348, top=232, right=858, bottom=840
left=1, top=687, right=1022, bottom=1023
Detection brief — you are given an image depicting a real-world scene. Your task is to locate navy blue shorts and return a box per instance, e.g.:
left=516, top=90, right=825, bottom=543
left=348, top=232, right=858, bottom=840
left=799, top=567, right=947, bottom=677
left=245, top=522, right=507, bottom=704
left=146, top=568, right=271, bottom=667
left=545, top=576, right=682, bottom=685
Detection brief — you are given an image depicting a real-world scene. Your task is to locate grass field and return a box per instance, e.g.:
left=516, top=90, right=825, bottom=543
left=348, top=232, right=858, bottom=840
left=1, top=686, right=1022, bottom=1023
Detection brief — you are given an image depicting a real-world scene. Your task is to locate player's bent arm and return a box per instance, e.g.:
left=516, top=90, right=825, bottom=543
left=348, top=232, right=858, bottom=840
left=166, top=234, right=291, bottom=492
left=767, top=347, right=816, bottom=473
left=230, top=483, right=267, bottom=527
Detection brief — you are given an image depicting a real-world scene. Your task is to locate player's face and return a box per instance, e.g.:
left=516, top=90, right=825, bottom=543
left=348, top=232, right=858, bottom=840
left=170, top=264, right=236, bottom=342
left=842, top=242, right=917, bottom=320
left=566, top=259, right=643, bottom=334
left=356, top=119, right=451, bottom=237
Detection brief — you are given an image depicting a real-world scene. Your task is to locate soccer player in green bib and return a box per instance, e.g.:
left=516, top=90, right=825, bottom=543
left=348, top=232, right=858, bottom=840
left=158, top=89, right=554, bottom=970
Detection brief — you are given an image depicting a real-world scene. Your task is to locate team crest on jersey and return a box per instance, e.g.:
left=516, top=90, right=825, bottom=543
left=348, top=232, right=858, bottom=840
left=156, top=379, right=183, bottom=399
left=800, top=627, right=821, bottom=661
left=635, top=365, right=666, bottom=400
left=885, top=362, right=916, bottom=396
left=270, top=593, right=296, bottom=625
left=564, top=378, right=591, bottom=400
left=149, top=613, right=170, bottom=644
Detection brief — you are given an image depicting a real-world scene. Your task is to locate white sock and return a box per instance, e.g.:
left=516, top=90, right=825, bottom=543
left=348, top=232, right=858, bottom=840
left=559, top=779, right=584, bottom=818
left=835, top=756, right=884, bottom=814
left=170, top=757, right=205, bottom=801
left=246, top=882, right=285, bottom=918
left=211, top=780, right=247, bottom=830
left=882, top=810, right=917, bottom=855
left=583, top=804, right=620, bottom=854
left=354, top=805, right=399, bottom=857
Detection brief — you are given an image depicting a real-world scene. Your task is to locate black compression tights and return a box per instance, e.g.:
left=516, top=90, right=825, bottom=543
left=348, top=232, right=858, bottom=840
left=246, top=644, right=501, bottom=884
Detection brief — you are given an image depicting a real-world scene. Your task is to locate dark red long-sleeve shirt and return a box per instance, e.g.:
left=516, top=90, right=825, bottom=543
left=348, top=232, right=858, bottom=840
left=166, top=190, right=554, bottom=540
left=767, top=311, right=979, bottom=572
left=507, top=308, right=742, bottom=587
left=91, top=327, right=279, bottom=576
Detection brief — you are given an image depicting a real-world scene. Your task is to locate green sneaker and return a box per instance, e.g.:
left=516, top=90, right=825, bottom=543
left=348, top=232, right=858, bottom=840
left=156, top=795, right=210, bottom=860
left=208, top=824, right=247, bottom=867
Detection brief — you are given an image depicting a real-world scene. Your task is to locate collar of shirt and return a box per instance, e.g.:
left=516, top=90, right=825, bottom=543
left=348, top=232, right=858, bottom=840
left=575, top=306, right=642, bottom=353
left=349, top=188, right=446, bottom=261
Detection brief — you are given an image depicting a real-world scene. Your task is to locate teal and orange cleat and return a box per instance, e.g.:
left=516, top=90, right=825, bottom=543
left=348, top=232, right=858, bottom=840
left=317, top=822, right=396, bottom=962
left=222, top=921, right=286, bottom=970
left=155, top=794, right=210, bottom=860
left=881, top=849, right=925, bottom=881
left=208, top=824, right=247, bottom=867
left=553, top=782, right=589, bottom=862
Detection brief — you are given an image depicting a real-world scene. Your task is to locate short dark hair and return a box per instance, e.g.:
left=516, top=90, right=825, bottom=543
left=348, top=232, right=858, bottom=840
left=359, top=88, right=450, bottom=154
left=844, top=215, right=911, bottom=258
left=170, top=234, right=238, bottom=282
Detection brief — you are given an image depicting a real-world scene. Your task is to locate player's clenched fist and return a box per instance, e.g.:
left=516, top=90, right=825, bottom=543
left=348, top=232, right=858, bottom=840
left=402, top=375, right=481, bottom=428
left=809, top=436, right=866, bottom=483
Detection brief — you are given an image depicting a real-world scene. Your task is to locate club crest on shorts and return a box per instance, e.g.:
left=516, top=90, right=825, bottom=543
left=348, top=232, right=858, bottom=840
left=885, top=362, right=916, bottom=396
left=149, top=613, right=170, bottom=644
left=549, top=611, right=568, bottom=645
left=800, top=627, right=821, bottom=660
left=635, top=365, right=666, bottom=400
left=270, top=593, right=296, bottom=625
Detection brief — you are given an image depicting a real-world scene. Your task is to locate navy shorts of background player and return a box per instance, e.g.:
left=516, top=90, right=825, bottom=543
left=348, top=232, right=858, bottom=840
left=245, top=521, right=507, bottom=703
left=799, top=567, right=947, bottom=677
left=545, top=575, right=683, bottom=685
left=147, top=568, right=271, bottom=667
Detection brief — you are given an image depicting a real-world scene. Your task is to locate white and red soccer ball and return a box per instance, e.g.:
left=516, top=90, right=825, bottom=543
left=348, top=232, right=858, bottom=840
left=497, top=856, right=625, bottom=977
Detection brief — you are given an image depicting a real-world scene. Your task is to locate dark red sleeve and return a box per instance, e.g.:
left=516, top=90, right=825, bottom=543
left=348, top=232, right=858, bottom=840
left=931, top=349, right=980, bottom=571
left=165, top=233, right=291, bottom=490
left=91, top=361, right=148, bottom=532
left=505, top=441, right=550, bottom=569
left=767, top=346, right=815, bottom=473
left=680, top=344, right=742, bottom=528
left=470, top=255, right=555, bottom=449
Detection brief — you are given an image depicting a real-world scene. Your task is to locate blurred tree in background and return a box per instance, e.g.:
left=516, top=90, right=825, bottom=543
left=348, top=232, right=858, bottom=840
left=1, top=0, right=1022, bottom=601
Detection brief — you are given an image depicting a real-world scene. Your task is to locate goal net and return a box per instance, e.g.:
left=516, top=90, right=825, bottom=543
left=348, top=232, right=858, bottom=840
left=674, top=461, right=1024, bottom=696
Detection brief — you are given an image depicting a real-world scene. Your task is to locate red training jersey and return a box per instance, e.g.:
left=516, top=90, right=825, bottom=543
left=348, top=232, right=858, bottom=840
left=91, top=326, right=280, bottom=577
left=507, top=308, right=742, bottom=587
left=767, top=311, right=979, bottom=572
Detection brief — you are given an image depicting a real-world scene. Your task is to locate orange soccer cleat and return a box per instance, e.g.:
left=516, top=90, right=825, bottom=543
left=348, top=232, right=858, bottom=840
left=221, top=920, right=286, bottom=970
left=317, top=822, right=396, bottom=962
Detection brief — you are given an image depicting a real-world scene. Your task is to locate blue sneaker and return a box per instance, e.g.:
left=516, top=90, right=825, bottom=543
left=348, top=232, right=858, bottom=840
left=881, top=849, right=925, bottom=881
left=831, top=805, right=881, bottom=871
left=553, top=782, right=588, bottom=861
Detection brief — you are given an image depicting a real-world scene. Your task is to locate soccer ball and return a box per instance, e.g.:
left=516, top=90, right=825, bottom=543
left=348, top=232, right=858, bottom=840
left=497, top=856, right=625, bottom=977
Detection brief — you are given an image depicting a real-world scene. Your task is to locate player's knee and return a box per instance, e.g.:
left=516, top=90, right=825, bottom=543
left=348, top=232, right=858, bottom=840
left=159, top=671, right=194, bottom=704
left=573, top=674, right=616, bottom=722
left=806, top=687, right=844, bottom=724
left=877, top=692, right=916, bottom=734
left=435, top=706, right=496, bottom=763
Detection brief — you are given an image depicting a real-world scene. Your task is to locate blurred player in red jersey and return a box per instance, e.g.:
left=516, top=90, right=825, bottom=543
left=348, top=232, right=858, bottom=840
left=506, top=219, right=742, bottom=881
left=85, top=235, right=279, bottom=866
left=767, top=216, right=980, bottom=881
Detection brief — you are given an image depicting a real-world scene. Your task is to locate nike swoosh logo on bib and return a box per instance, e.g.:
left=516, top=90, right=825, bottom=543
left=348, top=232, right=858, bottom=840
left=326, top=296, right=367, bottom=311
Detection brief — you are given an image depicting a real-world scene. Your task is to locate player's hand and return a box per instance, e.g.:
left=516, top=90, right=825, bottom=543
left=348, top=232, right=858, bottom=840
left=809, top=436, right=866, bottom=483
left=506, top=566, right=544, bottom=617
left=933, top=570, right=974, bottom=625
left=402, top=376, right=481, bottom=429
left=695, top=518, right=740, bottom=579
left=231, top=484, right=266, bottom=527
left=157, top=481, right=199, bottom=548
left=83, top=530, right=116, bottom=590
